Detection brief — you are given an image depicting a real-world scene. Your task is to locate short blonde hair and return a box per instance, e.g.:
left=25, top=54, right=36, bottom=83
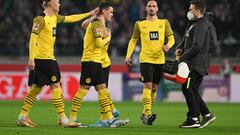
left=42, top=0, right=51, bottom=9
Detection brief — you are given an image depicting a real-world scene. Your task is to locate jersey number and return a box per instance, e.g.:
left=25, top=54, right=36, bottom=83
left=149, top=31, right=159, bottom=40
left=52, top=27, right=56, bottom=37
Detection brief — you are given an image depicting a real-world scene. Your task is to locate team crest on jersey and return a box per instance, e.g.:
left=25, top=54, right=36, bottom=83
left=51, top=76, right=57, bottom=82
left=86, top=78, right=91, bottom=84
left=33, top=23, right=39, bottom=30
left=96, top=28, right=102, bottom=36
left=159, top=25, right=163, bottom=29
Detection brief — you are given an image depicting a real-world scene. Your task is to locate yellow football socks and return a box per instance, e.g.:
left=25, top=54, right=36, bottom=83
left=51, top=87, right=66, bottom=117
left=151, top=90, right=157, bottom=105
left=98, top=88, right=112, bottom=120
left=20, top=85, right=41, bottom=116
left=142, top=88, right=152, bottom=116
left=70, top=88, right=89, bottom=120
left=106, top=89, right=116, bottom=112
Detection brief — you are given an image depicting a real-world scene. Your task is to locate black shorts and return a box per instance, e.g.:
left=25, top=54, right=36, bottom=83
left=140, top=63, right=163, bottom=84
left=28, top=59, right=61, bottom=86
left=80, top=62, right=105, bottom=86
left=103, top=66, right=110, bottom=87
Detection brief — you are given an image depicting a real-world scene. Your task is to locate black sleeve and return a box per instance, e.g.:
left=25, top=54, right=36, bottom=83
left=208, top=24, right=217, bottom=53
left=175, top=36, right=185, bottom=50
left=175, top=23, right=190, bottom=50
left=179, top=22, right=207, bottom=62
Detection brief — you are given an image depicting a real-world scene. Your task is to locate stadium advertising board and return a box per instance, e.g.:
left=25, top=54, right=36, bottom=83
left=0, top=72, right=123, bottom=101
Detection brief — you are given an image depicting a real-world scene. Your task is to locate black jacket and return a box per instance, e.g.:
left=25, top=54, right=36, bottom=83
left=208, top=22, right=217, bottom=53
left=177, top=17, right=211, bottom=76
left=205, top=13, right=217, bottom=54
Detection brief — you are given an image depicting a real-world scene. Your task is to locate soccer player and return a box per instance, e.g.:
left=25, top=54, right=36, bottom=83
left=176, top=0, right=216, bottom=128
left=16, top=0, right=98, bottom=128
left=125, top=0, right=175, bottom=125
left=69, top=2, right=128, bottom=128
left=77, top=15, right=120, bottom=118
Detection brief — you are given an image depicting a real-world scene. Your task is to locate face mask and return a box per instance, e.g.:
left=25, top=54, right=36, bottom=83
left=187, top=11, right=195, bottom=21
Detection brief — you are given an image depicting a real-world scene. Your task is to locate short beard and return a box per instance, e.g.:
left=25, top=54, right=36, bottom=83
left=148, top=13, right=156, bottom=16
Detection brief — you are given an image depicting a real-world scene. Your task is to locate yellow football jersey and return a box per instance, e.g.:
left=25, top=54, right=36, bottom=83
left=29, top=12, right=90, bottom=60
left=81, top=20, right=105, bottom=63
left=31, top=13, right=65, bottom=60
left=127, top=19, right=174, bottom=64
left=101, top=28, right=111, bottom=68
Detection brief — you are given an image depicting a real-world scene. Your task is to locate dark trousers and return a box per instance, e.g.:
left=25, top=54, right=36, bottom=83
left=182, top=70, right=210, bottom=118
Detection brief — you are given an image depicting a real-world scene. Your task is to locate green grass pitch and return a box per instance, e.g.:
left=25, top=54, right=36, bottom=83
left=0, top=101, right=239, bottom=135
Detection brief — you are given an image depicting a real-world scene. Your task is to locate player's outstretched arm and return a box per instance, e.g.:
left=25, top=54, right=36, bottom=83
left=62, top=8, right=99, bottom=23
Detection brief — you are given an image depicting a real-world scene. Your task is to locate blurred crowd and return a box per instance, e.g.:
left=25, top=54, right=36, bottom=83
left=0, top=0, right=239, bottom=58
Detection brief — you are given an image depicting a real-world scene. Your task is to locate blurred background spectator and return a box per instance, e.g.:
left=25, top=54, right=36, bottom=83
left=220, top=57, right=233, bottom=78
left=0, top=0, right=239, bottom=60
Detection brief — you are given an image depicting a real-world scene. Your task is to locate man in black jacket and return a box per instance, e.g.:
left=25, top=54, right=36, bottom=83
left=176, top=1, right=216, bottom=128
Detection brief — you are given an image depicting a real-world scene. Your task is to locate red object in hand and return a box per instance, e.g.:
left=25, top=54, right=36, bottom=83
left=163, top=62, right=189, bottom=84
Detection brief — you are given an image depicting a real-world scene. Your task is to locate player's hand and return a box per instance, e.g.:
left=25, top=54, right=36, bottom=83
left=175, top=49, right=183, bottom=56
left=28, top=59, right=35, bottom=71
left=103, top=29, right=110, bottom=39
left=175, top=49, right=183, bottom=61
left=125, top=57, right=132, bottom=66
left=89, top=8, right=99, bottom=16
left=89, top=14, right=97, bottom=20
left=163, top=44, right=169, bottom=52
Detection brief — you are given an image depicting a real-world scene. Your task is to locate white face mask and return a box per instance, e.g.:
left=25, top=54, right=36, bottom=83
left=187, top=11, right=195, bottom=21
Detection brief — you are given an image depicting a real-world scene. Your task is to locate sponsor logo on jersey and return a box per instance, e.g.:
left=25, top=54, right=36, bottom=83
left=149, top=31, right=159, bottom=40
